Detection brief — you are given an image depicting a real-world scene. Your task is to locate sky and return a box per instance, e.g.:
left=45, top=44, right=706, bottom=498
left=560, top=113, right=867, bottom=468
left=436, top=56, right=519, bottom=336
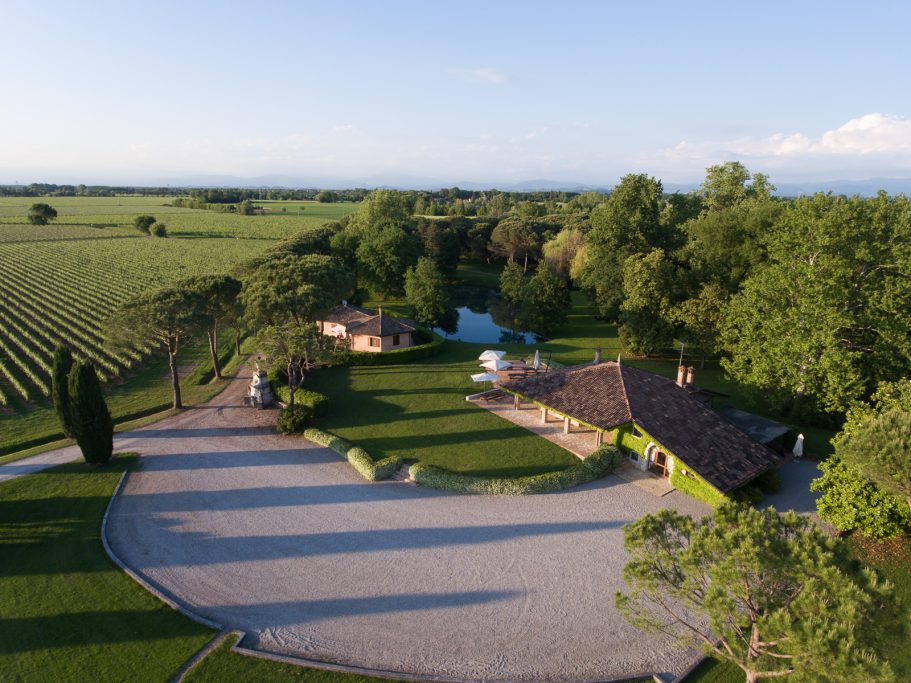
left=2, top=0, right=911, bottom=187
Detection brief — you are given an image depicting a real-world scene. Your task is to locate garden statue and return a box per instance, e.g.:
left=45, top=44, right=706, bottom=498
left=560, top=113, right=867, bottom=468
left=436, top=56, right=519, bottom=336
left=248, top=369, right=274, bottom=408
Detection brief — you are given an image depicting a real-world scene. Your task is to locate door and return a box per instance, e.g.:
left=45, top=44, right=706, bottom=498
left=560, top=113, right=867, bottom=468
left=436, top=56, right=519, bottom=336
left=651, top=451, right=669, bottom=478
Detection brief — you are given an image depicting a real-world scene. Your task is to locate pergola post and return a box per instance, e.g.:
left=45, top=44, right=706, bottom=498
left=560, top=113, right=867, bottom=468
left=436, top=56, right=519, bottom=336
left=596, top=430, right=603, bottom=446
left=563, top=417, right=570, bottom=434
left=514, top=394, right=520, bottom=410
left=540, top=407, right=548, bottom=424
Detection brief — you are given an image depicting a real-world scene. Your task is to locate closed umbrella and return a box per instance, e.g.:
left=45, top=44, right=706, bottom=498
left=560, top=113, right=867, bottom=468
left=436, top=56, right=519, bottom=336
left=792, top=433, right=805, bottom=459
left=479, top=350, right=507, bottom=361
left=532, top=349, right=541, bottom=371
left=481, top=359, right=512, bottom=371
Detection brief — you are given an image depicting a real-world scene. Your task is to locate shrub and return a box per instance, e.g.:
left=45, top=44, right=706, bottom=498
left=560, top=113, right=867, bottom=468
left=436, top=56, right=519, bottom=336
left=731, top=485, right=763, bottom=505
left=304, top=428, right=402, bottom=481
left=51, top=346, right=75, bottom=438
left=275, top=386, right=329, bottom=417
left=409, top=444, right=621, bottom=495
left=330, top=332, right=444, bottom=367
left=754, top=468, right=782, bottom=494
left=150, top=222, right=168, bottom=237
left=133, top=215, right=156, bottom=234
left=811, top=456, right=911, bottom=539
left=277, top=404, right=312, bottom=434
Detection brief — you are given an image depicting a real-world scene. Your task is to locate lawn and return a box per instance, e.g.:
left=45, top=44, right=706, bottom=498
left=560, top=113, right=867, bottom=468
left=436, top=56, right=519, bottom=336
left=0, top=455, right=213, bottom=681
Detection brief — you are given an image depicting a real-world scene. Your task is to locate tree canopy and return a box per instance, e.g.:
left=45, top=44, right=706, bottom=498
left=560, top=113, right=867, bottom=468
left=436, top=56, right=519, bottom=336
left=27, top=202, right=58, bottom=225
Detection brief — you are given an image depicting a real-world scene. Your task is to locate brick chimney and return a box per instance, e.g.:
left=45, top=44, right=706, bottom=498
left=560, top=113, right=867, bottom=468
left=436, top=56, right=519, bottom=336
left=676, top=365, right=686, bottom=387
left=685, top=366, right=695, bottom=386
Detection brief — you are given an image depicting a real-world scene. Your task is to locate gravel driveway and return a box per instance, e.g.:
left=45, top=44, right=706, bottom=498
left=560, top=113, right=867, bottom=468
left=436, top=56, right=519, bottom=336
left=105, top=371, right=709, bottom=681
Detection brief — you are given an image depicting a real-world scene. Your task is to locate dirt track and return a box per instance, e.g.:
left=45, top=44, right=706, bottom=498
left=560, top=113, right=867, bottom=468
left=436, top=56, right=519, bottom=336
left=95, top=371, right=709, bottom=681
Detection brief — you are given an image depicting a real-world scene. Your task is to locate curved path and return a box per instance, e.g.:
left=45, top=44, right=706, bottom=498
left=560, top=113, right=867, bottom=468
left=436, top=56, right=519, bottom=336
left=94, top=371, right=709, bottom=681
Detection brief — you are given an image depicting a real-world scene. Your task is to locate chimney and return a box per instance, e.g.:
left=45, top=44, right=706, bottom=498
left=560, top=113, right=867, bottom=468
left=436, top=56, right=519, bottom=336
left=593, top=347, right=602, bottom=364
left=685, top=366, right=695, bottom=386
left=676, top=365, right=686, bottom=387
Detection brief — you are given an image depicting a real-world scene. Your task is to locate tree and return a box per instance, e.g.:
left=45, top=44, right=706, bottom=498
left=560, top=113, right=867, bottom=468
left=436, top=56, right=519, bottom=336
left=151, top=222, right=168, bottom=237
left=837, top=407, right=911, bottom=514
left=238, top=199, right=255, bottom=215
left=133, top=215, right=156, bottom=234
left=181, top=274, right=242, bottom=380
left=616, top=504, right=895, bottom=683
left=346, top=189, right=413, bottom=234
left=698, top=161, right=774, bottom=212
left=576, top=174, right=670, bottom=319
left=673, top=283, right=728, bottom=366
left=315, top=190, right=337, bottom=203
left=108, top=287, right=207, bottom=409
left=542, top=227, right=584, bottom=279
left=416, top=218, right=462, bottom=276
left=240, top=253, right=354, bottom=326
left=619, top=249, right=676, bottom=355
left=405, top=257, right=449, bottom=328
left=255, top=322, right=330, bottom=407
left=356, top=226, right=421, bottom=297
left=489, top=217, right=539, bottom=271
left=51, top=346, right=75, bottom=438
left=499, top=261, right=527, bottom=330
left=28, top=203, right=57, bottom=225
left=522, top=263, right=570, bottom=338
left=67, top=361, right=113, bottom=464
left=721, top=193, right=911, bottom=414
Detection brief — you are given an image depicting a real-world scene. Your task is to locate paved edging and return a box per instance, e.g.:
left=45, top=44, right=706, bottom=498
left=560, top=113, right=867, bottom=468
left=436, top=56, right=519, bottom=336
left=171, top=630, right=237, bottom=683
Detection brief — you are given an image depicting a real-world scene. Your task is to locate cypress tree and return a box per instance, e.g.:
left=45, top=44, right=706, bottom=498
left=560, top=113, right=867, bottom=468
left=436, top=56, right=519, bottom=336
left=51, top=346, right=75, bottom=438
left=68, top=361, right=113, bottom=464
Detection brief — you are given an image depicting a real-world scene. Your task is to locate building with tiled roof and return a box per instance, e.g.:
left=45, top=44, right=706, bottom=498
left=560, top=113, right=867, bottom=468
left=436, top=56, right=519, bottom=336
left=501, top=361, right=785, bottom=498
left=316, top=302, right=416, bottom=353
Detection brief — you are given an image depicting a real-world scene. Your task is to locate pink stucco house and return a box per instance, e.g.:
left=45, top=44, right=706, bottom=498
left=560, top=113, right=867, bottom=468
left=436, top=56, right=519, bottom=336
left=316, top=302, right=416, bottom=353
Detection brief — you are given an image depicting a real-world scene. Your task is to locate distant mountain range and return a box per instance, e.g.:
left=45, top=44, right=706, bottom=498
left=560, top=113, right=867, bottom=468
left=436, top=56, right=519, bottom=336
left=7, top=172, right=911, bottom=197
left=145, top=174, right=911, bottom=197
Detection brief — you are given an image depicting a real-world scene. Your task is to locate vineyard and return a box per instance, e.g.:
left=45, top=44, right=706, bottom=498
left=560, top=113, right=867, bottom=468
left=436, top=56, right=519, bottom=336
left=0, top=198, right=356, bottom=413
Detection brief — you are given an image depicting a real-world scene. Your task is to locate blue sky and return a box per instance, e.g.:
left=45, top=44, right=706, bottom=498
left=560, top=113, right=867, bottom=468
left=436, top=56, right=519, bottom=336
left=3, top=0, right=911, bottom=185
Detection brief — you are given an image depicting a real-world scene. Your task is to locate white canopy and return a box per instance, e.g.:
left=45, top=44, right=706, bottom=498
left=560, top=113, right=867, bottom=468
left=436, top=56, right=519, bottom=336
left=792, top=433, right=805, bottom=459
left=532, top=349, right=541, bottom=370
left=481, top=359, right=512, bottom=371
left=478, top=350, right=507, bottom=361
left=329, top=324, right=346, bottom=335
left=471, top=372, right=499, bottom=383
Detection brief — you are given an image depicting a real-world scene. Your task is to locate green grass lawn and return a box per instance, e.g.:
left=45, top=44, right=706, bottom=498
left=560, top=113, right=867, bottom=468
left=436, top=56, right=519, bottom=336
left=0, top=455, right=213, bottom=681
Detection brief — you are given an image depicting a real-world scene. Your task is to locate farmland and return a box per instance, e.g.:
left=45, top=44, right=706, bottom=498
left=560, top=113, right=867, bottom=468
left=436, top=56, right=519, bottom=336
left=0, top=197, right=356, bottom=449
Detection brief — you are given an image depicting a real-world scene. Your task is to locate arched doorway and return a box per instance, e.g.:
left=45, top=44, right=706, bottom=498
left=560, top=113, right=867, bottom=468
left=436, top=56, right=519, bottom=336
left=644, top=443, right=669, bottom=478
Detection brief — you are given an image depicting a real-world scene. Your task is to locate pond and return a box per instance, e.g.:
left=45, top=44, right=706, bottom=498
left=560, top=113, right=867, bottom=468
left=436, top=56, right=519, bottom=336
left=439, top=286, right=534, bottom=344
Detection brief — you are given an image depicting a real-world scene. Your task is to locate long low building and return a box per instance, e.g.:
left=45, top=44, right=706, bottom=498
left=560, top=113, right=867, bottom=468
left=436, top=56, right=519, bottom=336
left=501, top=360, right=785, bottom=503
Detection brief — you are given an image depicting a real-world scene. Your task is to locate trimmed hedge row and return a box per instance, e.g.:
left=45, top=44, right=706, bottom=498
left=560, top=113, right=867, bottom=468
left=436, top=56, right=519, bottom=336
left=329, top=332, right=445, bottom=367
left=408, top=444, right=623, bottom=495
left=304, top=428, right=402, bottom=481
left=276, top=385, right=329, bottom=417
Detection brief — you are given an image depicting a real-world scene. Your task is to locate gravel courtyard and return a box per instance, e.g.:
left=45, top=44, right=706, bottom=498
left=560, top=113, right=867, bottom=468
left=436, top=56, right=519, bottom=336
left=105, top=372, right=709, bottom=681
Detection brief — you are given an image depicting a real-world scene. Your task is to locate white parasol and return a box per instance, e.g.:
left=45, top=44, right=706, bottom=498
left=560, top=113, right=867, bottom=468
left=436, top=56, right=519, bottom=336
left=478, top=350, right=507, bottom=361
left=471, top=372, right=499, bottom=383
left=792, top=433, right=805, bottom=459
left=481, top=359, right=512, bottom=371
left=329, top=324, right=346, bottom=335
left=532, top=349, right=541, bottom=370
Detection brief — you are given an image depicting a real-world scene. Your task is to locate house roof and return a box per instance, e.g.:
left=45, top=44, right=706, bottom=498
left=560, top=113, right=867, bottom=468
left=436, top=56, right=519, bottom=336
left=322, top=303, right=375, bottom=325
left=501, top=361, right=784, bottom=492
left=347, top=314, right=415, bottom=336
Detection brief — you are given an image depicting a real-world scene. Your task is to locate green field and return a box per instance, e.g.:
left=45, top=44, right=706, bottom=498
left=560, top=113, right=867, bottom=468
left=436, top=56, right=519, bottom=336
left=0, top=197, right=356, bottom=452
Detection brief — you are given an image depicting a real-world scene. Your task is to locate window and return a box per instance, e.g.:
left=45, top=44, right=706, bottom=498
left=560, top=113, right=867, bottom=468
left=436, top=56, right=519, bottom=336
left=631, top=426, right=642, bottom=438
left=392, top=334, right=400, bottom=346
left=368, top=337, right=380, bottom=348
left=629, top=451, right=639, bottom=461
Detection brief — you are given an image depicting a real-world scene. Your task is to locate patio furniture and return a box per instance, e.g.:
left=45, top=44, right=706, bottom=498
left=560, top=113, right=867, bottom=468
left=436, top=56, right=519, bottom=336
left=480, top=389, right=506, bottom=402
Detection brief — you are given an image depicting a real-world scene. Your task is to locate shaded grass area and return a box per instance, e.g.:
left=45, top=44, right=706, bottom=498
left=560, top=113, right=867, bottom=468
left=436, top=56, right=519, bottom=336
left=185, top=633, right=382, bottom=683
left=0, top=455, right=213, bottom=682
left=0, top=335, right=251, bottom=458
left=306, top=342, right=578, bottom=476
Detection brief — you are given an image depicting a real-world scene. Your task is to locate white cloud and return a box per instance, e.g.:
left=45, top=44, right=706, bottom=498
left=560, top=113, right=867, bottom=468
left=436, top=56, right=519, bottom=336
left=453, top=67, right=508, bottom=85
left=646, top=113, right=911, bottom=179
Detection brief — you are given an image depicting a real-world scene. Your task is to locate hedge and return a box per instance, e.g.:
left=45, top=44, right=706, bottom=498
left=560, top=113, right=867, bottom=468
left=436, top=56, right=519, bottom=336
left=329, top=332, right=445, bottom=367
left=408, top=444, right=623, bottom=495
left=303, top=428, right=402, bottom=481
left=276, top=385, right=329, bottom=417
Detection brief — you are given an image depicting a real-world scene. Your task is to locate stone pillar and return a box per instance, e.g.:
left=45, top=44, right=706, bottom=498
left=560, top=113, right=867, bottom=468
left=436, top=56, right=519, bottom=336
left=563, top=417, right=570, bottom=434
